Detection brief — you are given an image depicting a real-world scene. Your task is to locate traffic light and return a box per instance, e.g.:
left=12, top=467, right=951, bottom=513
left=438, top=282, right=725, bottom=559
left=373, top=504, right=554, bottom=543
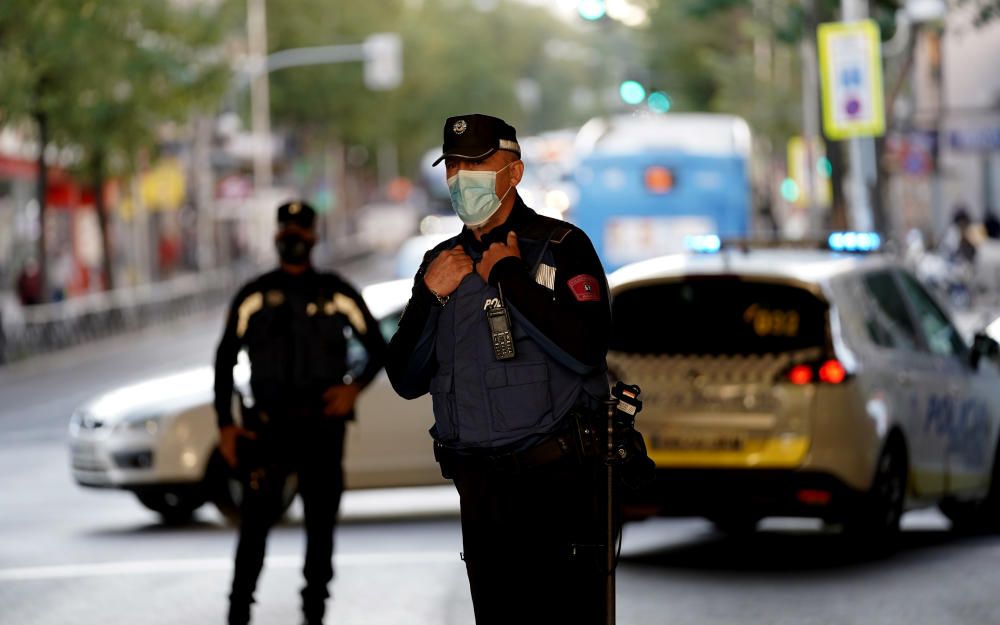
left=577, top=0, right=607, bottom=20
left=647, top=91, right=671, bottom=113
left=780, top=178, right=801, bottom=203
left=363, top=33, right=403, bottom=91
left=619, top=80, right=646, bottom=105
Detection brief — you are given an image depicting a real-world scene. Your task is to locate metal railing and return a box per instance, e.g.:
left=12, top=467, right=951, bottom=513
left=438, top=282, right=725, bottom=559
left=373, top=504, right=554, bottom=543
left=0, top=266, right=256, bottom=365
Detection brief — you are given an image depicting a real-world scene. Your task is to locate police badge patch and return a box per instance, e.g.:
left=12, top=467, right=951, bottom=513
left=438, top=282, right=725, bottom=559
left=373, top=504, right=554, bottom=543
left=452, top=119, right=467, bottom=135
left=567, top=275, right=601, bottom=302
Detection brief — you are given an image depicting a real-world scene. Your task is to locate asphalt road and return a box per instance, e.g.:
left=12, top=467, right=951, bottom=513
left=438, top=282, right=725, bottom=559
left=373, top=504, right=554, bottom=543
left=2, top=257, right=1000, bottom=624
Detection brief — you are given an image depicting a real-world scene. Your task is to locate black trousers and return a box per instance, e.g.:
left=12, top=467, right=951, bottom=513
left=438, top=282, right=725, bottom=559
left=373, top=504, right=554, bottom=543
left=452, top=454, right=607, bottom=625
left=228, top=419, right=346, bottom=625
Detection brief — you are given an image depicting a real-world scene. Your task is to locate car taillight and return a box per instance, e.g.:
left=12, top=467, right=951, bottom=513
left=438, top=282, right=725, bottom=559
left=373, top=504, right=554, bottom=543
left=785, top=359, right=849, bottom=385
left=644, top=166, right=674, bottom=193
left=787, top=365, right=813, bottom=385
left=818, top=359, right=847, bottom=384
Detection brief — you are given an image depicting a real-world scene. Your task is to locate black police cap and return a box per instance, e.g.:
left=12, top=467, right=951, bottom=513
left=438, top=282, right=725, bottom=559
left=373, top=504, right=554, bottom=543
left=432, top=114, right=521, bottom=166
left=276, top=201, right=317, bottom=229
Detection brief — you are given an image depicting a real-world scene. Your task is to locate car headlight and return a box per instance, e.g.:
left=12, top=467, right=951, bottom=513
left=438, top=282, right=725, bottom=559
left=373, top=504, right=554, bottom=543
left=116, top=414, right=165, bottom=436
left=69, top=410, right=108, bottom=435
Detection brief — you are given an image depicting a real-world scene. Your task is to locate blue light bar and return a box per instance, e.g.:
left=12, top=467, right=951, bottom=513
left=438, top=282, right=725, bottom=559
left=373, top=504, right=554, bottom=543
left=684, top=234, right=722, bottom=254
left=828, top=231, right=881, bottom=253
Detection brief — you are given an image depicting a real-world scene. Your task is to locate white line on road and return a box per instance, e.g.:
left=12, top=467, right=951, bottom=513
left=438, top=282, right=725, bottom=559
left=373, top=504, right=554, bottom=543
left=0, top=551, right=460, bottom=582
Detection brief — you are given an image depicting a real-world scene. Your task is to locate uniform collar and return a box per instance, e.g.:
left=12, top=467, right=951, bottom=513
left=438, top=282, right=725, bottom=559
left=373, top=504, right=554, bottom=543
left=460, top=193, right=534, bottom=253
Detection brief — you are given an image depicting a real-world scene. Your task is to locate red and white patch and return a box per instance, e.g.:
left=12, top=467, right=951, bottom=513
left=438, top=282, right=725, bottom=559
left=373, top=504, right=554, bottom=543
left=567, top=274, right=601, bottom=302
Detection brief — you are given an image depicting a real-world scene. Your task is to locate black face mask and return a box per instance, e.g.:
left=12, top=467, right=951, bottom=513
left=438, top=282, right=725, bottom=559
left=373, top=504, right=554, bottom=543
left=276, top=233, right=314, bottom=265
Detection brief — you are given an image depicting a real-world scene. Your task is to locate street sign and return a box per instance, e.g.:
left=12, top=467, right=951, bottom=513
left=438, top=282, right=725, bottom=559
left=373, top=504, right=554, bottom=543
left=818, top=19, right=885, bottom=140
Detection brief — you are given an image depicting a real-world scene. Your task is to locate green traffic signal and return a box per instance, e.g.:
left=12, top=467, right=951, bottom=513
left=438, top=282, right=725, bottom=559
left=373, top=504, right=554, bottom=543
left=647, top=91, right=671, bottom=113
left=619, top=80, right=646, bottom=105
left=577, top=0, right=607, bottom=20
left=780, top=178, right=800, bottom=202
left=817, top=157, right=833, bottom=178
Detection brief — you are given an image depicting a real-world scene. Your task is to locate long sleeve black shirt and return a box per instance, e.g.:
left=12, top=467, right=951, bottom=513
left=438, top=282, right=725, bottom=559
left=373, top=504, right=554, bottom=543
left=214, top=267, right=387, bottom=429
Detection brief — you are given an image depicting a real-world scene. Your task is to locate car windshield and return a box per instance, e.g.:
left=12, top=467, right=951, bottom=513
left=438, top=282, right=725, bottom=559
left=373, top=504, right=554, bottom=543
left=611, top=278, right=828, bottom=356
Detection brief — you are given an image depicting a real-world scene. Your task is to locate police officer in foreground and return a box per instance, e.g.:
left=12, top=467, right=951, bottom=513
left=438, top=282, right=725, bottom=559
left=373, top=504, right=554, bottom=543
left=386, top=114, right=612, bottom=625
left=214, top=201, right=387, bottom=625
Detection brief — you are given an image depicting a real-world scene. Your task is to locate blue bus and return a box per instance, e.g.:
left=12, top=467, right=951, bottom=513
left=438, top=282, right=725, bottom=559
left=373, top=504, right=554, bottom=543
left=570, top=113, right=753, bottom=272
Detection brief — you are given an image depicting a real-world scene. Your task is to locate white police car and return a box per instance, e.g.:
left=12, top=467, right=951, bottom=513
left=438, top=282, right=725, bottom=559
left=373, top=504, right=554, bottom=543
left=68, top=279, right=443, bottom=523
left=608, top=234, right=1000, bottom=538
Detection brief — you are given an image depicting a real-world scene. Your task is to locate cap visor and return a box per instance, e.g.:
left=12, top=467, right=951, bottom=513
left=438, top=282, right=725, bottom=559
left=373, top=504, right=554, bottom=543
left=432, top=147, right=497, bottom=166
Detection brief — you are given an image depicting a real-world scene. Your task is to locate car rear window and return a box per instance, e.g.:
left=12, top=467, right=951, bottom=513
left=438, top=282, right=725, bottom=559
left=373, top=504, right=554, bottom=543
left=611, top=278, right=829, bottom=355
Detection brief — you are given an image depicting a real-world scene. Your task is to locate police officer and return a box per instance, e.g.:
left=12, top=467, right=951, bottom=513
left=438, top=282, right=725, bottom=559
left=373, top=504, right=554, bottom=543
left=214, top=201, right=386, bottom=625
left=386, top=114, right=612, bottom=625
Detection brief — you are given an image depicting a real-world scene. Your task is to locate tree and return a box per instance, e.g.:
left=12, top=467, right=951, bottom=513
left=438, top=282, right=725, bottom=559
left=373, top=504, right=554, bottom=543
left=955, top=0, right=1000, bottom=24
left=0, top=0, right=231, bottom=295
left=257, top=0, right=616, bottom=180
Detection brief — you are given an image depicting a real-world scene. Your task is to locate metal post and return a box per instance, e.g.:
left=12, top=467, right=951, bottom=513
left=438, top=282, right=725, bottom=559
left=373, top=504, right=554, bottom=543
left=192, top=115, right=216, bottom=270
left=604, top=397, right=617, bottom=625
left=801, top=0, right=823, bottom=234
left=841, top=0, right=877, bottom=231
left=247, top=0, right=272, bottom=190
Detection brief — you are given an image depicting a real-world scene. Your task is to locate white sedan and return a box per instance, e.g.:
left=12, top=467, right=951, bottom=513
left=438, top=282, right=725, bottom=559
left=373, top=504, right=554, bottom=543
left=68, top=279, right=443, bottom=523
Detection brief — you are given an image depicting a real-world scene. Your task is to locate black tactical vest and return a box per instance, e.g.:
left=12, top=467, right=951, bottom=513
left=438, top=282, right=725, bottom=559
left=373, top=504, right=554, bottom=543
left=428, top=226, right=609, bottom=450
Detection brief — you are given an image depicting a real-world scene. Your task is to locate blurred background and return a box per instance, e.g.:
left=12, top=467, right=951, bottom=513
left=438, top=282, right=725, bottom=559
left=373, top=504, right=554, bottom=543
left=1, top=0, right=998, bottom=345
left=3, top=1, right=1000, bottom=624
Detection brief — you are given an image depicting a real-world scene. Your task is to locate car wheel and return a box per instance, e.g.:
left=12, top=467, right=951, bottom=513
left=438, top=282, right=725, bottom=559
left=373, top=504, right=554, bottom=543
left=134, top=486, right=206, bottom=525
left=845, top=442, right=907, bottom=544
left=206, top=452, right=298, bottom=525
left=940, top=442, right=1000, bottom=534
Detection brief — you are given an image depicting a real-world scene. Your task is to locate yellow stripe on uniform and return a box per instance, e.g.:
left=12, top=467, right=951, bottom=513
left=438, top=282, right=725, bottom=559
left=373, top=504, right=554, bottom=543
left=236, top=292, right=263, bottom=338
left=332, top=293, right=367, bottom=335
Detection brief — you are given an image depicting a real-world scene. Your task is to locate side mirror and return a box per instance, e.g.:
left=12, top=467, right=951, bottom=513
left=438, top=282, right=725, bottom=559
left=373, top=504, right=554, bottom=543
left=970, top=332, right=1000, bottom=370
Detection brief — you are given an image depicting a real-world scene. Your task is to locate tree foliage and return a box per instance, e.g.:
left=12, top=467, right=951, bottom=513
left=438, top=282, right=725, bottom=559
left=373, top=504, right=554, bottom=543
left=0, top=0, right=232, bottom=291
left=955, top=0, right=1000, bottom=25
left=257, top=0, right=616, bottom=173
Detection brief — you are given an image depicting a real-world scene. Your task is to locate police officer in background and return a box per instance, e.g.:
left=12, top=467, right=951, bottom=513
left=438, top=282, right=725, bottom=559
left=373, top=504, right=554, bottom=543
left=214, top=201, right=386, bottom=625
left=386, top=114, right=612, bottom=625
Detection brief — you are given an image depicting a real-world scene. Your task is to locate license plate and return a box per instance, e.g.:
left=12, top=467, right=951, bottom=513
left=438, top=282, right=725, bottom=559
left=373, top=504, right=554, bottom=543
left=650, top=430, right=746, bottom=451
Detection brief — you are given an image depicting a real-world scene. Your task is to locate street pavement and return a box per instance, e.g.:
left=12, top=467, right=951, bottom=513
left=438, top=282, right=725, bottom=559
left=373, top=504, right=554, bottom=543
left=3, top=256, right=1000, bottom=624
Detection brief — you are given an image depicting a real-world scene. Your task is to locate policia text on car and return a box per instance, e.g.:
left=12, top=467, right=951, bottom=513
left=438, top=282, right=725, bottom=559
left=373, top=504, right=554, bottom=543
left=213, top=201, right=387, bottom=625
left=386, top=114, right=651, bottom=625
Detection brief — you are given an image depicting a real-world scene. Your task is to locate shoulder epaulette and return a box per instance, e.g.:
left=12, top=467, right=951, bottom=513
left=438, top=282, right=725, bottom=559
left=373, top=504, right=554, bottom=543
left=549, top=225, right=572, bottom=245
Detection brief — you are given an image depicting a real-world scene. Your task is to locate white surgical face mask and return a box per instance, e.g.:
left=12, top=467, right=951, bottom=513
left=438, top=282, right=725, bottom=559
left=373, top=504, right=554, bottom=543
left=447, top=162, right=514, bottom=227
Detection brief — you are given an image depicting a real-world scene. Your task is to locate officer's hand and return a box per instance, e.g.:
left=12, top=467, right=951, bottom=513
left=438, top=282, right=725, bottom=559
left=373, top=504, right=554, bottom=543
left=423, top=246, right=473, bottom=297
left=477, top=231, right=520, bottom=283
left=323, top=383, right=361, bottom=418
left=219, top=425, right=256, bottom=469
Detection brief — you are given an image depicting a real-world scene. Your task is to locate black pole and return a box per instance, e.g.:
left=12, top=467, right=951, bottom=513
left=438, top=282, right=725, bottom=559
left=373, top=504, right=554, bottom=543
left=34, top=109, right=49, bottom=301
left=603, top=397, right=618, bottom=625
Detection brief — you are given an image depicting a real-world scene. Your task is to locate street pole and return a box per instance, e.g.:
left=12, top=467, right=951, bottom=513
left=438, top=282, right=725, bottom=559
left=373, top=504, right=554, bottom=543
left=802, top=0, right=823, bottom=234
left=192, top=115, right=216, bottom=271
left=247, top=0, right=272, bottom=191
left=841, top=0, right=877, bottom=231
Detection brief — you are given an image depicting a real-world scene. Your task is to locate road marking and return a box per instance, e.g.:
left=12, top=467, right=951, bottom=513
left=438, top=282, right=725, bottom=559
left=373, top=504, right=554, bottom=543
left=0, top=551, right=460, bottom=582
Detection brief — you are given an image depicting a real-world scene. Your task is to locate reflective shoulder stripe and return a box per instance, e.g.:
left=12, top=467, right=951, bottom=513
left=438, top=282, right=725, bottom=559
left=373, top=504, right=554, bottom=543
left=236, top=292, right=263, bottom=338
left=332, top=292, right=368, bottom=335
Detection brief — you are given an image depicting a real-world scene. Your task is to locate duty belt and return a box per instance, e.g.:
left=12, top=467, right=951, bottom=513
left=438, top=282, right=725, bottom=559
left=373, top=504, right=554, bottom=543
left=434, top=432, right=575, bottom=476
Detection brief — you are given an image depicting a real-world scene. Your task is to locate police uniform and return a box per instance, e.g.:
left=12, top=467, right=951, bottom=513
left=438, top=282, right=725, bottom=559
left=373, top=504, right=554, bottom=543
left=214, top=202, right=387, bottom=625
left=386, top=115, right=612, bottom=625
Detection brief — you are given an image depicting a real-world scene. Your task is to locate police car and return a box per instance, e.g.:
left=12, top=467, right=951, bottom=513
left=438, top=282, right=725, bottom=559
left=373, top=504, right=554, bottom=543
left=68, top=279, right=443, bottom=523
left=608, top=234, right=1000, bottom=537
